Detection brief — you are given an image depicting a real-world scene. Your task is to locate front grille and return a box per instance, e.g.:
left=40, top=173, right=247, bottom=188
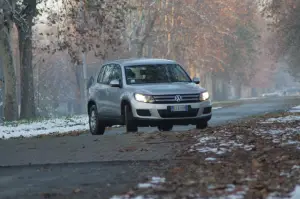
left=152, top=94, right=200, bottom=104
left=158, top=107, right=199, bottom=118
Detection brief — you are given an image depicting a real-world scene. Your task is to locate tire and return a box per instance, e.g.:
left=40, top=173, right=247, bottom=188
left=124, top=105, right=138, bottom=132
left=89, top=105, right=105, bottom=135
left=196, top=121, right=208, bottom=130
left=158, top=124, right=173, bottom=131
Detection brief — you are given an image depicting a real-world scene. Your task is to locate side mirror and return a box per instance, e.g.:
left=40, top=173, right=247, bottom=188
left=87, top=76, right=94, bottom=89
left=109, top=79, right=121, bottom=87
left=192, top=77, right=200, bottom=84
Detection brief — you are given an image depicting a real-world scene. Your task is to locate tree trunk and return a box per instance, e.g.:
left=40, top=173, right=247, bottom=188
left=0, top=0, right=18, bottom=121
left=74, top=64, right=83, bottom=114
left=131, top=41, right=144, bottom=58
left=235, top=83, right=242, bottom=98
left=18, top=25, right=36, bottom=119
left=211, top=73, right=218, bottom=101
left=136, top=42, right=144, bottom=57
left=17, top=0, right=37, bottom=119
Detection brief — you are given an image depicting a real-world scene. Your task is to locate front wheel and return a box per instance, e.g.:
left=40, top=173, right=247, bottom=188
left=124, top=105, right=138, bottom=132
left=196, top=121, right=208, bottom=130
left=89, top=105, right=105, bottom=135
left=158, top=124, right=173, bottom=131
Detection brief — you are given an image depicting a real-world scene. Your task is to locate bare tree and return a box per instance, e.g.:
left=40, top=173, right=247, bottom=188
left=35, top=0, right=128, bottom=113
left=15, top=0, right=38, bottom=119
left=259, top=0, right=300, bottom=80
left=125, top=0, right=159, bottom=57
left=0, top=0, right=18, bottom=121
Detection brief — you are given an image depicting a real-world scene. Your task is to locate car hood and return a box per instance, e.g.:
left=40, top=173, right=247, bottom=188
left=127, top=82, right=206, bottom=95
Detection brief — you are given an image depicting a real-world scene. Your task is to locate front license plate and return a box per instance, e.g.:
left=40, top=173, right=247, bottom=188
left=170, top=105, right=188, bottom=112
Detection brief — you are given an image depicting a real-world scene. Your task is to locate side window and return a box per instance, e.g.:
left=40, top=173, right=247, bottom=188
left=102, top=64, right=114, bottom=85
left=106, top=64, right=122, bottom=84
left=111, top=65, right=122, bottom=81
left=169, top=65, right=189, bottom=81
left=97, top=66, right=105, bottom=83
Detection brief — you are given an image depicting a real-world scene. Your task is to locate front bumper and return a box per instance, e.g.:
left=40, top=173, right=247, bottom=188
left=130, top=100, right=212, bottom=126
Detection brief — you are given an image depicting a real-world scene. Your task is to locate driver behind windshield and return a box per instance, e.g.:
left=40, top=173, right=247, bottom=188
left=141, top=66, right=167, bottom=83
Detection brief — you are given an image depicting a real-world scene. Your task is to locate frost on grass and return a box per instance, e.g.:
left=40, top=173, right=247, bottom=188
left=0, top=115, right=89, bottom=139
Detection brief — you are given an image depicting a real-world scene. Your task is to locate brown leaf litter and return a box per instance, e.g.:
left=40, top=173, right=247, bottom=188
left=115, top=112, right=300, bottom=199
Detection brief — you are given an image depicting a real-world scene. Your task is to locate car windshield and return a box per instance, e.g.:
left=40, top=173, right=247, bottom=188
left=124, top=64, right=192, bottom=85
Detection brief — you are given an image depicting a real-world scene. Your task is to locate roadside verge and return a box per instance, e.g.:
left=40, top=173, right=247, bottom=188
left=110, top=107, right=300, bottom=199
left=212, top=96, right=300, bottom=108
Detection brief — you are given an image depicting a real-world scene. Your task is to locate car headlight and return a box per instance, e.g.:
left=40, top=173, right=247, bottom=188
left=134, top=93, right=154, bottom=103
left=200, top=91, right=209, bottom=101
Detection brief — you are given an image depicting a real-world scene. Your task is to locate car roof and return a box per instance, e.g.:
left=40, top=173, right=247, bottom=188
left=103, top=58, right=177, bottom=67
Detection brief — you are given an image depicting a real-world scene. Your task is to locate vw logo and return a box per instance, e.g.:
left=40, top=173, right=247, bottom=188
left=174, top=95, right=182, bottom=102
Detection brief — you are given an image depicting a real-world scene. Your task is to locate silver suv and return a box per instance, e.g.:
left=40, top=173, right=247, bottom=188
left=87, top=58, right=212, bottom=135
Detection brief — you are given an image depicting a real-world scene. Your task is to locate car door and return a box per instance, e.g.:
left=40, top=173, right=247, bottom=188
left=92, top=65, right=105, bottom=115
left=99, top=64, right=114, bottom=117
left=106, top=64, right=123, bottom=118
left=94, top=64, right=113, bottom=118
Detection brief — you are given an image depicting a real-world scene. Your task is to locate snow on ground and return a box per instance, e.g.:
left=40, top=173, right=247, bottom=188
left=191, top=106, right=300, bottom=159
left=189, top=133, right=255, bottom=156
left=0, top=115, right=89, bottom=139
left=291, top=186, right=300, bottom=199
left=267, top=185, right=300, bottom=199
left=110, top=177, right=165, bottom=199
left=212, top=107, right=223, bottom=110
left=261, top=105, right=300, bottom=123
left=188, top=107, right=300, bottom=199
left=290, top=105, right=300, bottom=113
left=263, top=115, right=300, bottom=123
left=110, top=176, right=248, bottom=199
left=239, top=97, right=261, bottom=100
left=255, top=127, right=300, bottom=148
left=110, top=105, right=300, bottom=199
left=0, top=115, right=125, bottom=139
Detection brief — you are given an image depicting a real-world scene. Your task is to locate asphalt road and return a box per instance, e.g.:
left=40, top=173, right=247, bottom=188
left=0, top=97, right=299, bottom=199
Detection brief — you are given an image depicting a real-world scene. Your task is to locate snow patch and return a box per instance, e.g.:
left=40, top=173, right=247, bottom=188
left=190, top=135, right=255, bottom=156
left=205, top=157, right=217, bottom=161
left=239, top=97, right=261, bottom=100
left=212, top=107, right=223, bottom=110
left=267, top=166, right=300, bottom=199
left=290, top=105, right=300, bottom=113
left=291, top=185, right=300, bottom=199
left=255, top=128, right=300, bottom=148
left=137, top=177, right=165, bottom=189
left=263, top=115, right=300, bottom=123
left=0, top=115, right=125, bottom=139
left=267, top=185, right=300, bottom=199
left=0, top=115, right=89, bottom=139
left=110, top=177, right=165, bottom=199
